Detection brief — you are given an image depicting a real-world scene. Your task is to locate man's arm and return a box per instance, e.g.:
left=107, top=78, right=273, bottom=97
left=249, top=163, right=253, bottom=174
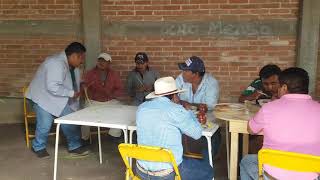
left=247, top=108, right=265, bottom=135
left=203, top=76, right=219, bottom=110
left=111, top=72, right=124, bottom=98
left=239, top=91, right=262, bottom=103
left=239, top=79, right=263, bottom=103
left=171, top=107, right=202, bottom=140
left=46, top=61, right=74, bottom=97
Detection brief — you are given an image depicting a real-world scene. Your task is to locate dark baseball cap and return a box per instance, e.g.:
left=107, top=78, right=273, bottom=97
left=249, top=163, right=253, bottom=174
left=178, top=56, right=205, bottom=73
left=135, top=52, right=149, bottom=64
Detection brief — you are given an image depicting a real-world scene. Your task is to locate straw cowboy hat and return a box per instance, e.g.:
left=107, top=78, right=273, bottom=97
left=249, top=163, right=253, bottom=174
left=146, top=76, right=185, bottom=99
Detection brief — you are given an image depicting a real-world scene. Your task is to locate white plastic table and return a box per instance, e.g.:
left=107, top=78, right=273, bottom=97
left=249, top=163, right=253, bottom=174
left=53, top=104, right=137, bottom=180
left=127, top=112, right=220, bottom=167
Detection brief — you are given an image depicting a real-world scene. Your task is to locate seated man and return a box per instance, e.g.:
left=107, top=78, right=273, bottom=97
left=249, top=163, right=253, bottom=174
left=82, top=53, right=124, bottom=141
left=176, top=56, right=220, bottom=158
left=136, top=77, right=214, bottom=180
left=239, top=64, right=281, bottom=154
left=176, top=56, right=219, bottom=111
left=127, top=52, right=160, bottom=106
left=239, top=64, right=281, bottom=103
left=240, top=67, right=320, bottom=180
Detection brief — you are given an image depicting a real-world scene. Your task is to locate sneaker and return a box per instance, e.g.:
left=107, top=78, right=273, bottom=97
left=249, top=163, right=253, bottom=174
left=32, top=148, right=50, bottom=159
left=107, top=134, right=124, bottom=144
left=68, top=146, right=90, bottom=157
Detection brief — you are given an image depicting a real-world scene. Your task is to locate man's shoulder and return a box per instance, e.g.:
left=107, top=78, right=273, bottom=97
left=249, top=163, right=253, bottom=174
left=250, top=78, right=262, bottom=87
left=44, top=55, right=66, bottom=68
left=147, top=68, right=159, bottom=76
left=203, top=73, right=218, bottom=86
left=127, top=69, right=137, bottom=76
left=109, top=69, right=120, bottom=75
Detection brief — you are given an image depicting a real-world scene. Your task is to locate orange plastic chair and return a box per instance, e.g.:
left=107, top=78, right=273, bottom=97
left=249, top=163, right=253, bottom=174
left=118, top=143, right=181, bottom=180
left=258, top=149, right=320, bottom=179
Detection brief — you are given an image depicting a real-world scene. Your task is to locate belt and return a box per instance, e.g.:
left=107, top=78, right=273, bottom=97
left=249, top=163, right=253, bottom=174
left=136, top=163, right=174, bottom=177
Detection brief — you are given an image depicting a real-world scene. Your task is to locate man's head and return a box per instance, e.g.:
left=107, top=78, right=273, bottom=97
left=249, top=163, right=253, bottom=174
left=178, top=56, right=205, bottom=83
left=65, top=42, right=86, bottom=68
left=278, top=67, right=309, bottom=97
left=96, top=53, right=112, bottom=71
left=259, top=64, right=281, bottom=95
left=135, top=52, right=149, bottom=73
left=145, top=76, right=185, bottom=101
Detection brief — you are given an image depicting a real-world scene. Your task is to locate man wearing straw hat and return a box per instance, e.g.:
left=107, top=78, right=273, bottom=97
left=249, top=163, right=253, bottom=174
left=136, top=76, right=214, bottom=180
left=81, top=53, right=124, bottom=142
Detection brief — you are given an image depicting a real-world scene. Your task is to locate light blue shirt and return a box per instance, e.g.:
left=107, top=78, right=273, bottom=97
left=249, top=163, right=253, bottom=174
left=176, top=73, right=219, bottom=111
left=26, top=52, right=80, bottom=117
left=136, top=97, right=203, bottom=171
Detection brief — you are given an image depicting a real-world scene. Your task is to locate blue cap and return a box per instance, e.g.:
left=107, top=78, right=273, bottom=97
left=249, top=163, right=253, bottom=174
left=178, top=56, right=205, bottom=73
left=135, top=52, right=149, bottom=64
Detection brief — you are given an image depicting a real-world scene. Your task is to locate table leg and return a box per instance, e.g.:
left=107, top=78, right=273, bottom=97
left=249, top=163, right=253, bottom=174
left=242, top=134, right=249, bottom=157
left=98, top=126, right=102, bottom=164
left=226, top=122, right=230, bottom=179
left=230, top=132, right=239, bottom=180
left=53, top=123, right=61, bottom=180
left=205, top=135, right=213, bottom=167
left=122, top=129, right=128, bottom=143
left=129, top=129, right=135, bottom=144
left=129, top=129, right=135, bottom=167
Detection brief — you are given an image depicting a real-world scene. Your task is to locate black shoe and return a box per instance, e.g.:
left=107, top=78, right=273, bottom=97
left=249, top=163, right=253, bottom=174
left=68, top=146, right=90, bottom=157
left=32, top=148, right=50, bottom=159
left=107, top=134, right=124, bottom=144
left=81, top=139, right=91, bottom=147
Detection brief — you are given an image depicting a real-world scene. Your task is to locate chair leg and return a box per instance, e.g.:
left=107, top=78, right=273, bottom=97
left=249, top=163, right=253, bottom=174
left=125, top=170, right=130, bottom=180
left=24, top=117, right=30, bottom=148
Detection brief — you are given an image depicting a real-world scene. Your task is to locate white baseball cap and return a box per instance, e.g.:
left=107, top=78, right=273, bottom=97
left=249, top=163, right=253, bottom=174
left=97, top=53, right=112, bottom=62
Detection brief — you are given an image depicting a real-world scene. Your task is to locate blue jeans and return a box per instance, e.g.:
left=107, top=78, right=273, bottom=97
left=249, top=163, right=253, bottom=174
left=240, top=154, right=271, bottom=180
left=32, top=102, right=82, bottom=151
left=136, top=150, right=214, bottom=180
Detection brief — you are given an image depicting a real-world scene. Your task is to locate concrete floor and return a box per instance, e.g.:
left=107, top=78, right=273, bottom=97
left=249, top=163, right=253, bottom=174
left=0, top=124, right=228, bottom=180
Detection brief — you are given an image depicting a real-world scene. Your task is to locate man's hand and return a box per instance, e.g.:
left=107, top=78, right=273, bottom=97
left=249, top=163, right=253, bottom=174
left=143, top=85, right=153, bottom=92
left=180, top=100, right=192, bottom=110
left=136, top=85, right=145, bottom=92
left=252, top=91, right=263, bottom=100
left=73, top=91, right=81, bottom=98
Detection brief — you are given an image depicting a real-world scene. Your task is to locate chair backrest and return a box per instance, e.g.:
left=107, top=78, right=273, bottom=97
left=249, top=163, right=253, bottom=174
left=258, top=149, right=320, bottom=178
left=118, top=143, right=181, bottom=180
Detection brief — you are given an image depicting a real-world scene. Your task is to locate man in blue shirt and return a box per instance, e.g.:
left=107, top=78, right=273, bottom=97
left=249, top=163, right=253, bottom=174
left=176, top=56, right=221, bottom=159
left=176, top=56, right=219, bottom=111
left=136, top=76, right=214, bottom=180
left=26, top=42, right=89, bottom=158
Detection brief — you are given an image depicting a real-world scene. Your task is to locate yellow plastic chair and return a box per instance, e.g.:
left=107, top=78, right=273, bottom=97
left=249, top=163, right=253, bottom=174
left=118, top=143, right=181, bottom=180
left=258, top=149, right=320, bottom=179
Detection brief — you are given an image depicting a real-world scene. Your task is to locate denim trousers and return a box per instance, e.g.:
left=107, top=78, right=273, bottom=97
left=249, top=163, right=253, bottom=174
left=136, top=150, right=214, bottom=180
left=240, top=154, right=271, bottom=180
left=32, top=102, right=82, bottom=151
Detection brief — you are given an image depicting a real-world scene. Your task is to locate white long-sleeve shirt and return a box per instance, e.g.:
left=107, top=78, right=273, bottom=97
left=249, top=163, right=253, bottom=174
left=26, top=52, right=80, bottom=117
